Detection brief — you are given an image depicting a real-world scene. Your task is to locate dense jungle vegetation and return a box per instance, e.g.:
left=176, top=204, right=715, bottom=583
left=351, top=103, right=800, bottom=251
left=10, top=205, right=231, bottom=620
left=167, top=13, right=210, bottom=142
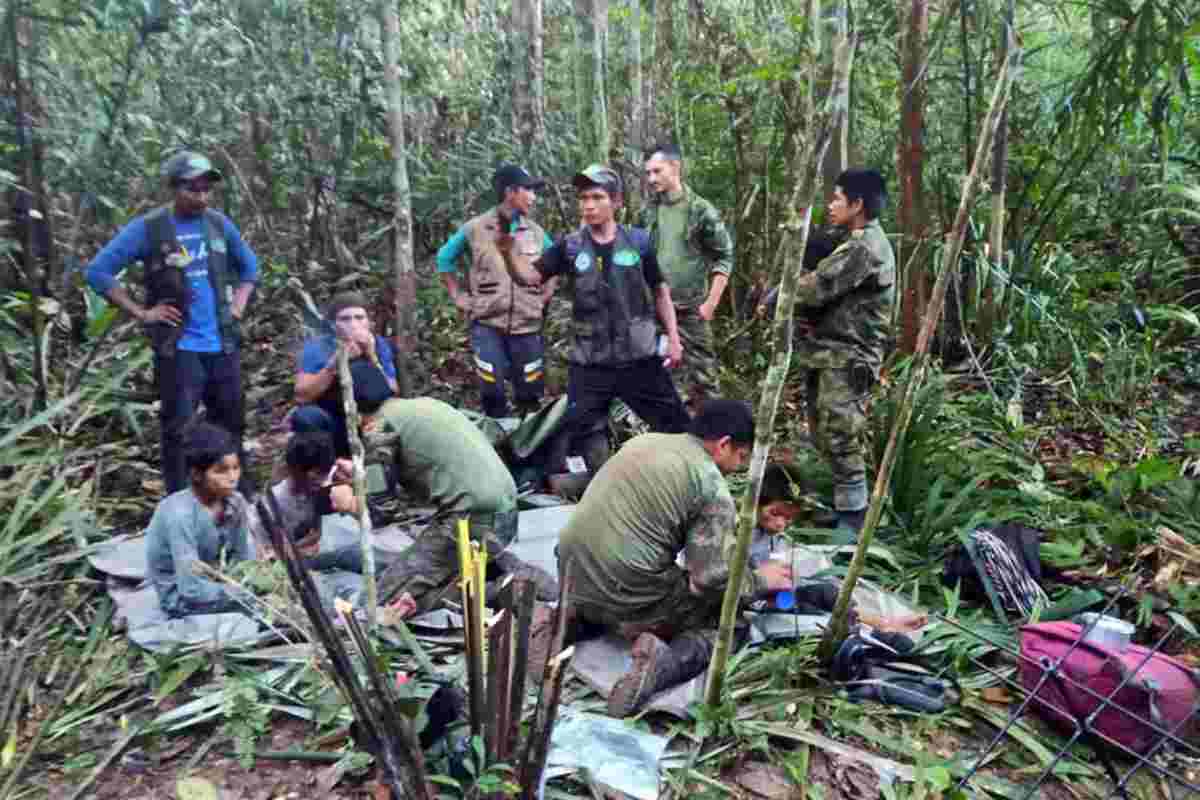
left=0, top=0, right=1198, bottom=797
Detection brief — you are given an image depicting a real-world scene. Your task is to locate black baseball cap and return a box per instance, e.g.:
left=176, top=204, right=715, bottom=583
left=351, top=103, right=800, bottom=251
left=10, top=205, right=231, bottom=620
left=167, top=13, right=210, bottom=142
left=572, top=164, right=622, bottom=194
left=494, top=164, right=545, bottom=200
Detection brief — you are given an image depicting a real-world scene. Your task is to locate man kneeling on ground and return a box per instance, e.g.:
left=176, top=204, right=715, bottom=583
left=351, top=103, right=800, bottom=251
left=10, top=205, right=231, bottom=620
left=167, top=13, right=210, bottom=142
left=146, top=422, right=254, bottom=617
left=559, top=399, right=794, bottom=717
left=368, top=397, right=558, bottom=620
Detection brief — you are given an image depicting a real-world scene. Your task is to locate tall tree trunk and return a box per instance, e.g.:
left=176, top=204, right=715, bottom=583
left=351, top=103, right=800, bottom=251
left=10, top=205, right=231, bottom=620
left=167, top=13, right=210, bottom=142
left=655, top=0, right=675, bottom=140
left=9, top=0, right=47, bottom=411
left=379, top=0, right=415, bottom=401
left=643, top=0, right=657, bottom=142
left=979, top=10, right=1013, bottom=345
left=896, top=0, right=929, bottom=355
left=958, top=0, right=975, bottom=170
left=705, top=12, right=858, bottom=708
left=626, top=0, right=644, bottom=154
left=512, top=0, right=546, bottom=151
left=575, top=0, right=610, bottom=162
left=818, top=49, right=1017, bottom=666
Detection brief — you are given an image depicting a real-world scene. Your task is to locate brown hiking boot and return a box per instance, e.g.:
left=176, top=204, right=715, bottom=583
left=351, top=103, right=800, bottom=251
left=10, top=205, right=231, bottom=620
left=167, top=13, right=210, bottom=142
left=607, top=633, right=675, bottom=718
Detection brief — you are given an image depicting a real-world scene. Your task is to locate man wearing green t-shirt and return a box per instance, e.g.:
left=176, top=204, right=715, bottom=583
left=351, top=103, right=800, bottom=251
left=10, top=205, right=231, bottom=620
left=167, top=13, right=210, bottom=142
left=559, top=399, right=793, bottom=717
left=642, top=144, right=734, bottom=411
left=367, top=397, right=555, bottom=616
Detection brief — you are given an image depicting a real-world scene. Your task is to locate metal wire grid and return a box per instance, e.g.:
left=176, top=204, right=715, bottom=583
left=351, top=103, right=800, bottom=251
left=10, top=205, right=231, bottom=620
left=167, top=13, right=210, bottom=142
left=936, top=589, right=1199, bottom=799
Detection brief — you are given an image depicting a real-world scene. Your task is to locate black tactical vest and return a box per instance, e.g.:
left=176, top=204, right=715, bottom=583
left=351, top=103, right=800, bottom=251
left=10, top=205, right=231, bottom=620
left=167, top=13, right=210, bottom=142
left=143, top=206, right=237, bottom=356
left=563, top=225, right=658, bottom=366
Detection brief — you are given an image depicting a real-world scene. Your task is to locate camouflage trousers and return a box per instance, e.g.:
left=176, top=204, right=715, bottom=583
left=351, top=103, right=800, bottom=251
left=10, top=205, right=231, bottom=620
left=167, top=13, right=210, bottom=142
left=376, top=509, right=517, bottom=615
left=675, top=307, right=719, bottom=409
left=572, top=573, right=723, bottom=648
left=804, top=363, right=874, bottom=512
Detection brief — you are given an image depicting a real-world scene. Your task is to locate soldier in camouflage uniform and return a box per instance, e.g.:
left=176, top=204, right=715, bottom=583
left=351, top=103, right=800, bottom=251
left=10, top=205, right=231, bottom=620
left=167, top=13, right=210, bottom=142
left=557, top=400, right=793, bottom=717
left=793, top=169, right=895, bottom=537
left=366, top=397, right=557, bottom=619
left=642, top=144, right=734, bottom=411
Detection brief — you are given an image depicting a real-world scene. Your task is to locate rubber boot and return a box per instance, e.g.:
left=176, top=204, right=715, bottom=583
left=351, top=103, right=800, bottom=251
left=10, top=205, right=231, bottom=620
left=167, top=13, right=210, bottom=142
left=607, top=631, right=713, bottom=718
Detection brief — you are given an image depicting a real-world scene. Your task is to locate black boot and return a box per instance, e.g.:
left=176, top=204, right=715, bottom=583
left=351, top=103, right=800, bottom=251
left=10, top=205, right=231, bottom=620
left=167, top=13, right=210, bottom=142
left=607, top=632, right=713, bottom=718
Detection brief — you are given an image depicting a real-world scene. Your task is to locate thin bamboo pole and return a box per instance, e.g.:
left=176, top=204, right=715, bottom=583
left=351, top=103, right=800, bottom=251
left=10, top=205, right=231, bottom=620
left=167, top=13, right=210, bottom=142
left=703, top=27, right=858, bottom=709
left=817, top=49, right=1018, bottom=665
left=337, top=346, right=376, bottom=627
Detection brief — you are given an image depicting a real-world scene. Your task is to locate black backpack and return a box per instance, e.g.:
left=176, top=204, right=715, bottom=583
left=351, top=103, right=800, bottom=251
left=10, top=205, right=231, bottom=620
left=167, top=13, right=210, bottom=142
left=943, top=523, right=1048, bottom=620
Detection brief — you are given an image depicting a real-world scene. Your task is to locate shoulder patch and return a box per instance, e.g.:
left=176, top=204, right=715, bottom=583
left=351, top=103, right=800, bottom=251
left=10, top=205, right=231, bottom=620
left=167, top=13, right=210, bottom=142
left=574, top=251, right=593, bottom=273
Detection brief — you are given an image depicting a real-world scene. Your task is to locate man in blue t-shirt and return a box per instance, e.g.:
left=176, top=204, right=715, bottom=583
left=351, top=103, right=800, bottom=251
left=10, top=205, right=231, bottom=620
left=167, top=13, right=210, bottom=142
left=293, top=292, right=398, bottom=457
left=86, top=151, right=259, bottom=495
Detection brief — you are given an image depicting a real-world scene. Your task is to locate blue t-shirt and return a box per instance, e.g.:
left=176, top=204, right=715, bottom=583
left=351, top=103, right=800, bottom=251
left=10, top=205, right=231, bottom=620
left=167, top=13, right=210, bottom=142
left=300, top=334, right=398, bottom=380
left=86, top=210, right=259, bottom=353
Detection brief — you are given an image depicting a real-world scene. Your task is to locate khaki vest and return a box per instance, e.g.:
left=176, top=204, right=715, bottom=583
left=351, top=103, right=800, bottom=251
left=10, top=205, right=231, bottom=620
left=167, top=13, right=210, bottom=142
left=462, top=209, right=548, bottom=335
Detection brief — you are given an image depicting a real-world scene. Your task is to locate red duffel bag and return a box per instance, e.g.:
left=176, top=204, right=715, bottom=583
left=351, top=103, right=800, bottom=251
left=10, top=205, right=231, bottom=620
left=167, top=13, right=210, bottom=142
left=1019, top=621, right=1200, bottom=754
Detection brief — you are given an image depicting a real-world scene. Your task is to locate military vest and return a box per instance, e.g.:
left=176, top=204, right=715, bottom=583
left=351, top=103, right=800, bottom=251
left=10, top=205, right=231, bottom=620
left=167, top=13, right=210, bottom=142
left=143, top=206, right=238, bottom=356
left=462, top=209, right=548, bottom=335
left=563, top=225, right=658, bottom=366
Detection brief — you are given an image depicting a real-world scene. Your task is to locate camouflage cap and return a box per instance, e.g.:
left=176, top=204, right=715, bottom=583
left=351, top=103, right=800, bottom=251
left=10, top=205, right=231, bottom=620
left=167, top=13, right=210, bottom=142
left=572, top=164, right=622, bottom=194
left=162, top=151, right=223, bottom=185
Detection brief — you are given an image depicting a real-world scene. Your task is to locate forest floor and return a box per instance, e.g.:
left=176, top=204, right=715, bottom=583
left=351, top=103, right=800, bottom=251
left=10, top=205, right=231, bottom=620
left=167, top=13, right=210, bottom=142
left=9, top=277, right=1200, bottom=800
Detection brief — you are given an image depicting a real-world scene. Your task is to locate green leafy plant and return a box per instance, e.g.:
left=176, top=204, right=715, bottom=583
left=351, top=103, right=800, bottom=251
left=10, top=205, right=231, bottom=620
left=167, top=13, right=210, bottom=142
left=220, top=677, right=271, bottom=769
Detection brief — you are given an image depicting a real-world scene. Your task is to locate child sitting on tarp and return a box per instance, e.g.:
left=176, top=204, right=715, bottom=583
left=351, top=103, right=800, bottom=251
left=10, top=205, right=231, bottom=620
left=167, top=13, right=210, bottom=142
left=145, top=423, right=255, bottom=617
left=249, top=432, right=358, bottom=557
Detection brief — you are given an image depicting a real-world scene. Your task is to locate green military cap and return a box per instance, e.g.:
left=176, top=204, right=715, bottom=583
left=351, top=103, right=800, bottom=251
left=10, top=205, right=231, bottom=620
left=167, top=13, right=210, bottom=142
left=572, top=164, right=622, bottom=194
left=162, top=151, right=223, bottom=185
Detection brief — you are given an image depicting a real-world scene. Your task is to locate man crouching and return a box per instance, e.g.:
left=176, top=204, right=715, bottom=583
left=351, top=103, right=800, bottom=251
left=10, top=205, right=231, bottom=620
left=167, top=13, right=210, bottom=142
left=558, top=399, right=793, bottom=717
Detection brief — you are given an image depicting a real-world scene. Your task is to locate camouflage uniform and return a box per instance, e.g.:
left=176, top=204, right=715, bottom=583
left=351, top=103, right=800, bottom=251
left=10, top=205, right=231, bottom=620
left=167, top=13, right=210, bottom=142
left=559, top=432, right=762, bottom=646
left=640, top=186, right=734, bottom=408
left=793, top=219, right=895, bottom=512
left=366, top=398, right=520, bottom=615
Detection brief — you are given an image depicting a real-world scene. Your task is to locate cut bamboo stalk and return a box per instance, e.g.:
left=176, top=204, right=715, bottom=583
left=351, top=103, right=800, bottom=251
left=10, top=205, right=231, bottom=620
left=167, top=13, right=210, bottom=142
left=817, top=49, right=1018, bottom=665
left=261, top=491, right=431, bottom=800
left=505, top=579, right=538, bottom=762
left=518, top=646, right=575, bottom=800
left=705, top=24, right=859, bottom=708
left=486, top=608, right=513, bottom=764
left=337, top=344, right=376, bottom=628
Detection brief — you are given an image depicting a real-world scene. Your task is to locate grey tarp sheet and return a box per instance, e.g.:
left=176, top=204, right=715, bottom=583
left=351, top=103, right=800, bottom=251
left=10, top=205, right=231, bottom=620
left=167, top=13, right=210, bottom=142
left=91, top=508, right=577, bottom=651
